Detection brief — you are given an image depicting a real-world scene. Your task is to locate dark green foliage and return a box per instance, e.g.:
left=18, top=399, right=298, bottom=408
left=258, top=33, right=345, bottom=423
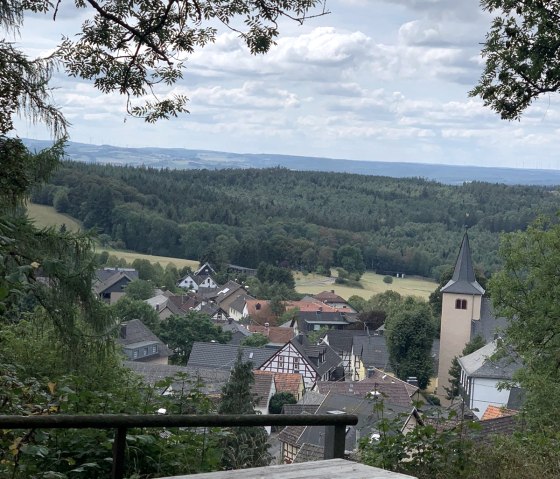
left=489, top=216, right=560, bottom=431
left=218, top=350, right=272, bottom=470
left=269, top=392, right=297, bottom=414
left=112, top=296, right=160, bottom=333
left=383, top=275, right=393, bottom=284
left=159, top=312, right=232, bottom=365
left=124, top=279, right=155, bottom=300
left=471, top=0, right=560, bottom=120
left=35, top=163, right=560, bottom=279
left=257, top=262, right=295, bottom=289
left=385, top=298, right=435, bottom=389
left=242, top=333, right=269, bottom=347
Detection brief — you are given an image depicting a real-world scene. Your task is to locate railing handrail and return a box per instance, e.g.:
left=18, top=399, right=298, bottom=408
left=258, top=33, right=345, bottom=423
left=0, top=413, right=358, bottom=429
left=0, top=413, right=358, bottom=479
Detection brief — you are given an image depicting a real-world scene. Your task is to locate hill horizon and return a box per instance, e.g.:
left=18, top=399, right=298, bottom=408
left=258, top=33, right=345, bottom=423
left=22, top=138, right=560, bottom=186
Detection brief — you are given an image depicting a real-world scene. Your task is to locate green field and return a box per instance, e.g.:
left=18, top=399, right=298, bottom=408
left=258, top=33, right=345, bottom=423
left=27, top=202, right=83, bottom=232
left=96, top=247, right=199, bottom=270
left=295, top=270, right=436, bottom=300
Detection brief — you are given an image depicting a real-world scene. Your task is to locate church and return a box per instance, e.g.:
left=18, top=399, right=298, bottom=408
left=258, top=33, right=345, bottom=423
left=437, top=232, right=508, bottom=397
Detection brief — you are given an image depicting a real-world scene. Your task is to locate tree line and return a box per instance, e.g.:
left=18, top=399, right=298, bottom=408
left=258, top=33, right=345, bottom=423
left=32, top=161, right=559, bottom=279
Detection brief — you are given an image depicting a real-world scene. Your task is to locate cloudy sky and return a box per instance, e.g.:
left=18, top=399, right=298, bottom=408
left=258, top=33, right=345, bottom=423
left=13, top=0, right=560, bottom=169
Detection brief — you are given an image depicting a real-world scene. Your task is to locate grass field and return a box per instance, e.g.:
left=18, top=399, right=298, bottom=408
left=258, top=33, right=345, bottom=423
left=294, top=270, right=436, bottom=300
left=26, top=202, right=83, bottom=232
left=96, top=247, right=199, bottom=270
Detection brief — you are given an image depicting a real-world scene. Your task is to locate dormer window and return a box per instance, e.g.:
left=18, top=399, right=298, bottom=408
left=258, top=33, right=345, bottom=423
left=455, top=299, right=467, bottom=310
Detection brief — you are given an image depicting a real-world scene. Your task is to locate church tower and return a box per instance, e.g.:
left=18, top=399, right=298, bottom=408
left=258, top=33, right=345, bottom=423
left=437, top=232, right=485, bottom=396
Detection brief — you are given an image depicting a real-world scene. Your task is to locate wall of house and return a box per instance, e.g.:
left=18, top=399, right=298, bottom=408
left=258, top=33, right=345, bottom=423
left=438, top=292, right=482, bottom=395
left=281, top=442, right=299, bottom=464
left=468, top=377, right=511, bottom=419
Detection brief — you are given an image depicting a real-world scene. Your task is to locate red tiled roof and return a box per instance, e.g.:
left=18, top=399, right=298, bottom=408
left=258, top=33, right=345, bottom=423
left=481, top=405, right=518, bottom=421
left=313, top=291, right=347, bottom=303
left=285, top=300, right=338, bottom=313
left=254, top=370, right=303, bottom=399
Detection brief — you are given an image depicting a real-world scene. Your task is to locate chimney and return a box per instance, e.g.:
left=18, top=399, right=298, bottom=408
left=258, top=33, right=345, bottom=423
left=265, top=322, right=270, bottom=336
left=256, top=302, right=261, bottom=310
left=119, top=324, right=127, bottom=339
left=228, top=317, right=233, bottom=324
left=155, top=303, right=160, bottom=312
left=367, top=368, right=375, bottom=378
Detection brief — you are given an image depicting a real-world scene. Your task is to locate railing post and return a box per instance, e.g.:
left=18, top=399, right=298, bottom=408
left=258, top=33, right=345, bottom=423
left=323, top=424, right=346, bottom=459
left=112, top=427, right=127, bottom=479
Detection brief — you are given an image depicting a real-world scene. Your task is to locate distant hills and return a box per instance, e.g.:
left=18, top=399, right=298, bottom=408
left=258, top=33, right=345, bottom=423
left=23, top=138, right=560, bottom=186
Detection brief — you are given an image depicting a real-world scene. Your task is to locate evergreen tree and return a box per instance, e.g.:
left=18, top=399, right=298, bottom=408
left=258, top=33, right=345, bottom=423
left=218, top=350, right=272, bottom=470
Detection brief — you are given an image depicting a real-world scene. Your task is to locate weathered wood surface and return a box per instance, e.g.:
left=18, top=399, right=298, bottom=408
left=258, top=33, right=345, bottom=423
left=159, top=459, right=417, bottom=479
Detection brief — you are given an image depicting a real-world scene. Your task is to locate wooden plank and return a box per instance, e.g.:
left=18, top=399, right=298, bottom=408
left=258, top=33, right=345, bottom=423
left=158, top=459, right=417, bottom=479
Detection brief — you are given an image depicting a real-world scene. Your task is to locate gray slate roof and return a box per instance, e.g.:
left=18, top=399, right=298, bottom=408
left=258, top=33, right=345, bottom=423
left=441, top=232, right=485, bottom=295
left=117, top=319, right=171, bottom=360
left=187, top=342, right=276, bottom=370
left=471, top=298, right=508, bottom=343
left=95, top=268, right=138, bottom=283
left=323, top=329, right=368, bottom=353
left=458, top=340, right=522, bottom=379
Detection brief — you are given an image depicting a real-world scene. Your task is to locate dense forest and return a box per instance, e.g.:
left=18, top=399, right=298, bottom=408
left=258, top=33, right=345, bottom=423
left=32, top=162, right=560, bottom=279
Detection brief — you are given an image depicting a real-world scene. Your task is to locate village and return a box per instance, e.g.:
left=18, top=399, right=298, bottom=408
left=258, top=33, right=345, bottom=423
left=93, top=233, right=522, bottom=465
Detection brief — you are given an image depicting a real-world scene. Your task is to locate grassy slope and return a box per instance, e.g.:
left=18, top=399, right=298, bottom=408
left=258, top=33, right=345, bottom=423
left=27, top=202, right=83, bottom=232
left=26, top=203, right=436, bottom=297
left=294, top=271, right=436, bottom=300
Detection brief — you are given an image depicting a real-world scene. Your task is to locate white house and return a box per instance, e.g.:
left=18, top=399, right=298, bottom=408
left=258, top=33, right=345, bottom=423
left=458, top=340, right=522, bottom=419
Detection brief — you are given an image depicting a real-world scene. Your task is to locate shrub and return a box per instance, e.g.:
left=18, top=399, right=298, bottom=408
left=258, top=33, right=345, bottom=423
left=383, top=275, right=393, bottom=284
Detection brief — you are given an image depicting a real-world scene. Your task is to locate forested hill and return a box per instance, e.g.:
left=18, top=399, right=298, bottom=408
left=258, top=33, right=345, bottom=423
left=23, top=138, right=560, bottom=186
left=32, top=162, right=559, bottom=279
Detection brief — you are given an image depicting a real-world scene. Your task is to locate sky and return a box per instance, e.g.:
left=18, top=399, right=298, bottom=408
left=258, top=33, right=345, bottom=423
left=12, top=0, right=560, bottom=169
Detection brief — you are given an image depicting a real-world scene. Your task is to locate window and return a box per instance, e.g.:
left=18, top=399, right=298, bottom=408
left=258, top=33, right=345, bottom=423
left=293, top=358, right=299, bottom=371
left=455, top=299, right=467, bottom=310
left=133, top=350, right=138, bottom=359
left=143, top=347, right=149, bottom=356
left=152, top=345, right=158, bottom=354
left=278, top=355, right=285, bottom=369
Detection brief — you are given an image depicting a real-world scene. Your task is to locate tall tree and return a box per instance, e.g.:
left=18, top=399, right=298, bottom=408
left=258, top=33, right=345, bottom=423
left=489, top=217, right=560, bottom=430
left=158, top=312, right=231, bottom=365
left=218, top=350, right=271, bottom=470
left=472, top=0, right=560, bottom=120
left=385, top=297, right=435, bottom=389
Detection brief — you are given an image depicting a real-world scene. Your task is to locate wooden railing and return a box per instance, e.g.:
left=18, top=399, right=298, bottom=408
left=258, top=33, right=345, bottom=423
left=0, top=413, right=358, bottom=479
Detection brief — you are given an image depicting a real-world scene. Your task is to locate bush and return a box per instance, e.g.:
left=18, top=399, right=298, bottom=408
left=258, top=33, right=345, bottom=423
left=383, top=275, right=393, bottom=284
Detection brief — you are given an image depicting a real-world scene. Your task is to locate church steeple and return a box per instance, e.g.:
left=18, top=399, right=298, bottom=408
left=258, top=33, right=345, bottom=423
left=441, top=232, right=484, bottom=295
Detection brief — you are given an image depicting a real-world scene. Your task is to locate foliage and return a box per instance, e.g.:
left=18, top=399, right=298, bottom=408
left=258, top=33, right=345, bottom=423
left=489, top=216, right=560, bottom=431
left=257, top=262, right=295, bottom=289
left=383, top=275, right=393, bottom=284
left=33, top=163, right=560, bottom=279
left=348, top=294, right=367, bottom=312
left=359, top=406, right=476, bottom=479
left=218, top=350, right=272, bottom=470
left=269, top=392, right=297, bottom=414
left=112, top=296, right=160, bottom=333
left=307, top=326, right=329, bottom=344
left=385, top=297, right=435, bottom=389
left=471, top=0, right=560, bottom=120
left=242, top=333, right=269, bottom=347
left=446, top=335, right=486, bottom=400
left=124, top=279, right=155, bottom=300
left=159, top=312, right=231, bottom=365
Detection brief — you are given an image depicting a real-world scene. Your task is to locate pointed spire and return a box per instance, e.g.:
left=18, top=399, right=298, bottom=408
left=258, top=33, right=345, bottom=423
left=441, top=231, right=484, bottom=295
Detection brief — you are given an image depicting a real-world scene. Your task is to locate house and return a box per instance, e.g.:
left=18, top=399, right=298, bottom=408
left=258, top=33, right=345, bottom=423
left=244, top=300, right=275, bottom=324
left=145, top=292, right=201, bottom=320
left=458, top=340, right=522, bottom=418
left=313, top=290, right=357, bottom=313
left=197, top=303, right=229, bottom=321
left=259, top=334, right=343, bottom=388
left=252, top=371, right=277, bottom=433
left=437, top=232, right=508, bottom=395
left=177, top=273, right=217, bottom=291
left=278, top=391, right=422, bottom=463
left=322, top=330, right=368, bottom=380
left=117, top=319, right=171, bottom=365
left=186, top=342, right=277, bottom=371
left=292, top=310, right=356, bottom=334
left=195, top=262, right=216, bottom=277
left=94, top=268, right=138, bottom=303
